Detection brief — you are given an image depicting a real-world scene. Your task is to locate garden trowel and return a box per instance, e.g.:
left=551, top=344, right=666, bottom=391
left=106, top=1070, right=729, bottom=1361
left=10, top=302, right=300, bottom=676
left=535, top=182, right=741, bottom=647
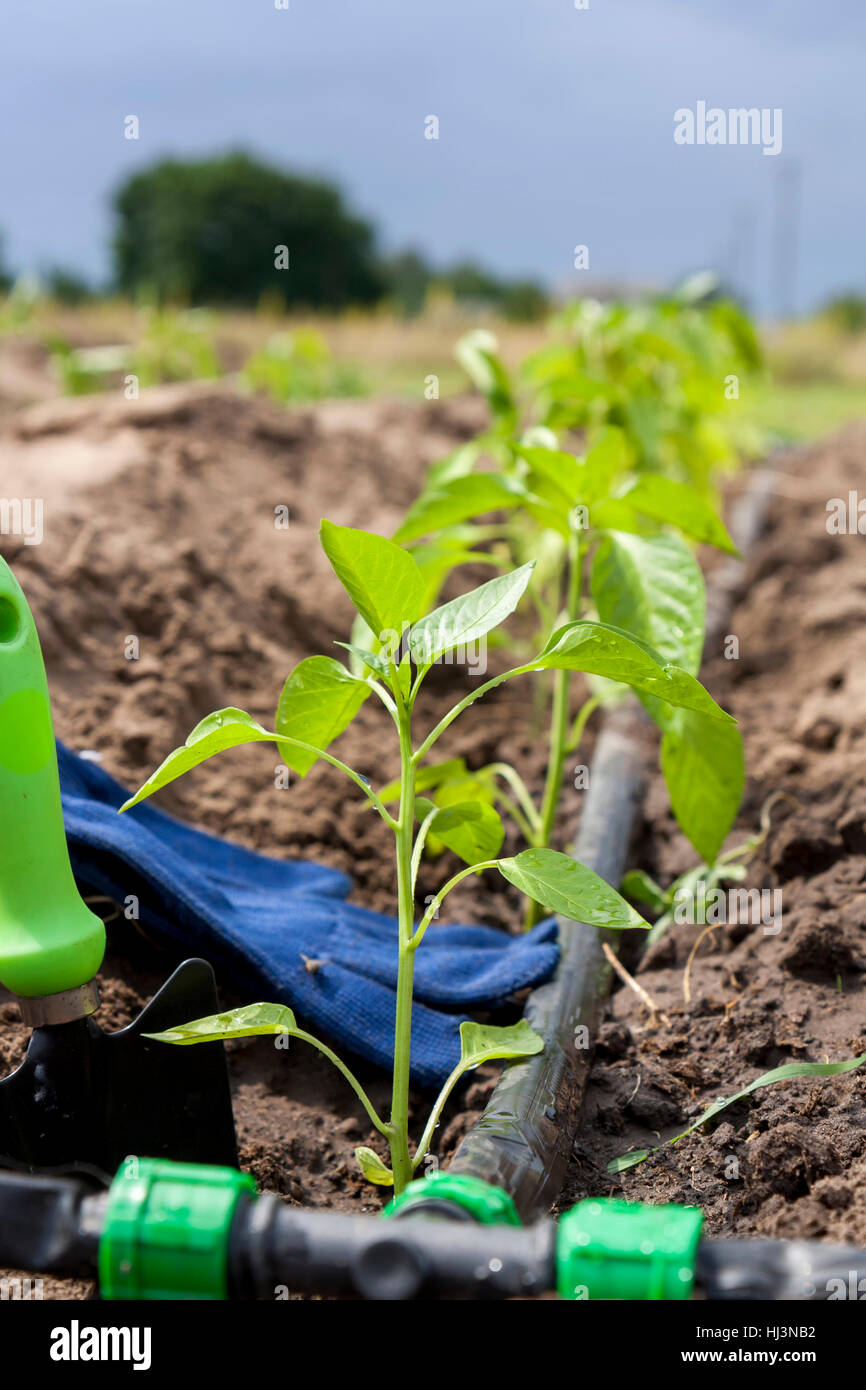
left=0, top=555, right=237, bottom=1177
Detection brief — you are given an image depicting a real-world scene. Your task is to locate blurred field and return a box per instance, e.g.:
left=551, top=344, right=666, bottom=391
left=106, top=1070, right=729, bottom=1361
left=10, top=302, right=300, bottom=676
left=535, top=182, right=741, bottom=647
left=751, top=380, right=866, bottom=441
left=0, top=291, right=863, bottom=444
left=755, top=315, right=866, bottom=441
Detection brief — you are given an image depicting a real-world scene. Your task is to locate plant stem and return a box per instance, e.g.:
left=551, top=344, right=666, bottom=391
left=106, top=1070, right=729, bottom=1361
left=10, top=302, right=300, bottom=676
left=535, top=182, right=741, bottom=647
left=411, top=860, right=499, bottom=949
left=524, top=532, right=582, bottom=929
left=292, top=1029, right=391, bottom=1137
left=365, top=678, right=400, bottom=720
left=565, top=692, right=604, bottom=754
left=272, top=733, right=397, bottom=828
left=409, top=661, right=432, bottom=704
left=486, top=762, right=542, bottom=835
left=414, top=664, right=535, bottom=763
left=388, top=703, right=418, bottom=1195
left=491, top=791, right=535, bottom=846
left=412, top=1059, right=467, bottom=1170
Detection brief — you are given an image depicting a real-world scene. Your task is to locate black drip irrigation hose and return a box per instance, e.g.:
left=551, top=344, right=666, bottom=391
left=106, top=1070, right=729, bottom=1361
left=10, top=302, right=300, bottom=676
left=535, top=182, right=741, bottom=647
left=439, top=466, right=779, bottom=1223
left=448, top=702, right=647, bottom=1221
left=696, top=1237, right=866, bottom=1302
left=5, top=1165, right=866, bottom=1301
left=704, top=466, right=778, bottom=648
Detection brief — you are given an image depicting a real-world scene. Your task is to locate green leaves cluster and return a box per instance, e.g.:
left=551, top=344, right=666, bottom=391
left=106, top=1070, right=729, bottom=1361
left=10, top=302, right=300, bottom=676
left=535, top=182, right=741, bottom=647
left=123, top=508, right=740, bottom=874
left=395, top=459, right=742, bottom=867
left=520, top=288, right=764, bottom=479
left=392, top=295, right=758, bottom=874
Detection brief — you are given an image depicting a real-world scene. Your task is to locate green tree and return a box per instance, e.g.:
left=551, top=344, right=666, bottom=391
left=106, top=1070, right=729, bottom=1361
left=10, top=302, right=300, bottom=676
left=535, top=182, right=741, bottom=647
left=112, top=152, right=384, bottom=310
left=440, top=261, right=549, bottom=321
left=445, top=260, right=505, bottom=306
left=44, top=267, right=94, bottom=305
left=498, top=279, right=549, bottom=322
left=823, top=293, right=866, bottom=335
left=0, top=235, right=12, bottom=294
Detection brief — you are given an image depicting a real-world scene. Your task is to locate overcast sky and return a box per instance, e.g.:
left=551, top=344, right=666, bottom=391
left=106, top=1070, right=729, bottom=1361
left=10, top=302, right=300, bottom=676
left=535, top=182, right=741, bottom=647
left=1, top=0, right=862, bottom=315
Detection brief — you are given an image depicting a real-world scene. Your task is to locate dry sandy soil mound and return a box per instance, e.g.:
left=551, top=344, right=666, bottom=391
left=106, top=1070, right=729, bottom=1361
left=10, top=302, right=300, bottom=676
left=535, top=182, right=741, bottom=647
left=0, top=381, right=864, bottom=1293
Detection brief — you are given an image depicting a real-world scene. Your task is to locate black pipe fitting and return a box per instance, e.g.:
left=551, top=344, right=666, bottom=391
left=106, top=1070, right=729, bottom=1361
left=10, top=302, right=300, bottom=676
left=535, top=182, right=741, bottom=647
left=227, top=1192, right=557, bottom=1300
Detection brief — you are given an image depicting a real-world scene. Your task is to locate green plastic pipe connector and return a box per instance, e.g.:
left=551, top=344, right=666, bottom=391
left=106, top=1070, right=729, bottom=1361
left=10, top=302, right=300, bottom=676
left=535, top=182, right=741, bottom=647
left=0, top=557, right=105, bottom=997
left=557, top=1197, right=704, bottom=1300
left=99, top=1157, right=257, bottom=1300
left=383, top=1171, right=521, bottom=1225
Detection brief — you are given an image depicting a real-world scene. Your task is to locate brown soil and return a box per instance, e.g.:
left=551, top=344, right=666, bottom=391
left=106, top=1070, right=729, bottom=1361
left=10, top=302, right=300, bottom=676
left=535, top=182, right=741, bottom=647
left=0, top=381, right=864, bottom=1295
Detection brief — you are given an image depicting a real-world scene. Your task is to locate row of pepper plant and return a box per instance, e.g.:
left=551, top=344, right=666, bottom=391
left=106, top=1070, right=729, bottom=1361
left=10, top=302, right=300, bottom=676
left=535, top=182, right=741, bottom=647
left=121, top=290, right=762, bottom=1194
left=390, top=285, right=765, bottom=926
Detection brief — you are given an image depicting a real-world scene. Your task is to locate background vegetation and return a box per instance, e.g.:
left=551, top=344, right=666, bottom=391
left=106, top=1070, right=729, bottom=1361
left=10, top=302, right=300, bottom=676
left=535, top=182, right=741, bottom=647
left=0, top=151, right=862, bottom=442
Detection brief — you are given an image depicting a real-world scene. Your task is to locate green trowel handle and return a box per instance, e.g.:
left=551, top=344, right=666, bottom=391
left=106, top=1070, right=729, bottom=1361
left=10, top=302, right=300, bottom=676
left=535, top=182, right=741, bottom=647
left=0, top=557, right=105, bottom=997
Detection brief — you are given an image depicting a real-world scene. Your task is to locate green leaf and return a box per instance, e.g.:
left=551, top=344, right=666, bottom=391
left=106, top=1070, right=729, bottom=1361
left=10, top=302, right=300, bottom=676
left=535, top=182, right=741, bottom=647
left=416, top=797, right=505, bottom=864
left=623, top=395, right=663, bottom=467
left=520, top=494, right=573, bottom=540
left=519, top=425, right=559, bottom=450
left=458, top=1019, right=544, bottom=1071
left=534, top=620, right=733, bottom=723
left=431, top=773, right=498, bottom=812
left=660, top=709, right=745, bottom=864
left=379, top=757, right=469, bottom=805
left=514, top=473, right=569, bottom=528
left=591, top=531, right=705, bottom=676
left=582, top=426, right=631, bottom=505
left=510, top=447, right=588, bottom=536
left=518, top=425, right=631, bottom=522
left=391, top=649, right=410, bottom=701
left=320, top=519, right=424, bottom=640
left=588, top=498, right=655, bottom=535
left=621, top=869, right=668, bottom=914
left=454, top=330, right=516, bottom=428
left=414, top=758, right=470, bottom=788
left=608, top=1051, right=866, bottom=1174
left=425, top=440, right=482, bottom=489
left=354, top=1146, right=394, bottom=1187
left=710, top=299, right=763, bottom=369
left=538, top=619, right=662, bottom=670
left=513, top=445, right=585, bottom=504
left=414, top=772, right=500, bottom=858
left=275, top=655, right=370, bottom=776
left=584, top=672, right=631, bottom=707
left=343, top=612, right=379, bottom=678
left=496, top=848, right=647, bottom=929
left=335, top=642, right=391, bottom=680
left=654, top=667, right=734, bottom=724
left=616, top=475, right=739, bottom=555
left=393, top=473, right=531, bottom=545
left=144, top=1002, right=301, bottom=1045
left=410, top=539, right=499, bottom=612
left=119, top=708, right=278, bottom=811
left=408, top=562, right=535, bottom=665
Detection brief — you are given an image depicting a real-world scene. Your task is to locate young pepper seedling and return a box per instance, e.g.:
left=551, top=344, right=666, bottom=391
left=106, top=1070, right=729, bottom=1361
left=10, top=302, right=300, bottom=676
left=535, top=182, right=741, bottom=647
left=121, top=521, right=735, bottom=1194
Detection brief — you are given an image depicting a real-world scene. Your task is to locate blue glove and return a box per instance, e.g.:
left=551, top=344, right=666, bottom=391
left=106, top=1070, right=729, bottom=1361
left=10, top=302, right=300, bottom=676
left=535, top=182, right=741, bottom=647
left=58, top=743, right=559, bottom=1088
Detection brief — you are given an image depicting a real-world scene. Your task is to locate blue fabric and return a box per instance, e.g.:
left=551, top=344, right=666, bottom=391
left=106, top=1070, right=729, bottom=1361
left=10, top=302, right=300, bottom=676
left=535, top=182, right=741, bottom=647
left=57, top=743, right=559, bottom=1089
